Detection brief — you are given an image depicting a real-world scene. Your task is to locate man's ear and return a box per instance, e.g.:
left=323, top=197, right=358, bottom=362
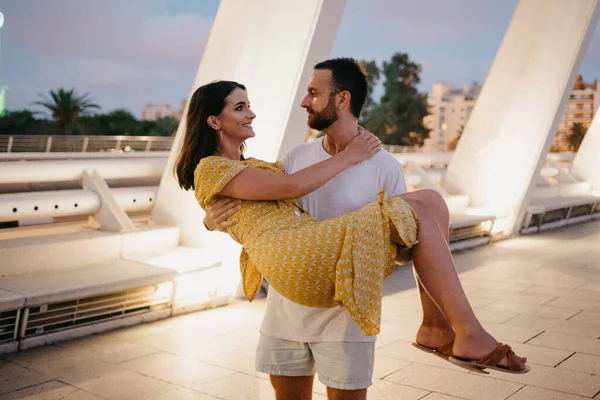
left=337, top=91, right=351, bottom=111
left=207, top=116, right=220, bottom=130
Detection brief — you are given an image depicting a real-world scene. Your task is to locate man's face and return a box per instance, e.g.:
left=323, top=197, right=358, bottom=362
left=301, top=69, right=338, bottom=131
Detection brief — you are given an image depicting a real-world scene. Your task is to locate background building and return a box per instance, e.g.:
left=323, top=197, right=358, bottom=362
left=141, top=103, right=178, bottom=121
left=422, top=82, right=481, bottom=151
left=552, top=75, right=599, bottom=151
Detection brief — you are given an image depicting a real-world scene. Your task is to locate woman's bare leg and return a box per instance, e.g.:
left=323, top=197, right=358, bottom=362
left=392, top=190, right=526, bottom=367
left=401, top=190, right=455, bottom=349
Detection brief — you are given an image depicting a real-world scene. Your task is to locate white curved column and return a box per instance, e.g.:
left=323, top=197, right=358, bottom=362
left=152, top=0, right=346, bottom=247
left=443, top=0, right=599, bottom=234
left=572, top=107, right=600, bottom=191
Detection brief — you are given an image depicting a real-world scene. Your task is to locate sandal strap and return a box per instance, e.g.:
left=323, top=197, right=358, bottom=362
left=478, top=344, right=513, bottom=366
left=506, top=348, right=525, bottom=371
left=476, top=344, right=525, bottom=371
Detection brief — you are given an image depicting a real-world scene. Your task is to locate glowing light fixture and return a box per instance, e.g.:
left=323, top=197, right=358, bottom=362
left=491, top=217, right=511, bottom=234
left=154, top=281, right=173, bottom=300
left=480, top=220, right=494, bottom=232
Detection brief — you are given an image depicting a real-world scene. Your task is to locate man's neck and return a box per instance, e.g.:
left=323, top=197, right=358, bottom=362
left=322, top=118, right=359, bottom=156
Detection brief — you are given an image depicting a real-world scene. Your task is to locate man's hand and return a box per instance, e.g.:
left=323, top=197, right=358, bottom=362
left=204, top=197, right=242, bottom=232
left=395, top=246, right=413, bottom=266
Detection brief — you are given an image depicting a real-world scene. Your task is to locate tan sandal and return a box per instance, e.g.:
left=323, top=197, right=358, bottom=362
left=412, top=342, right=488, bottom=374
left=449, top=343, right=530, bottom=374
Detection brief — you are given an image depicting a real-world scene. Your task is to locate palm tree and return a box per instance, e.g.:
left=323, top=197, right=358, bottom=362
left=566, top=122, right=587, bottom=152
left=33, top=88, right=100, bottom=135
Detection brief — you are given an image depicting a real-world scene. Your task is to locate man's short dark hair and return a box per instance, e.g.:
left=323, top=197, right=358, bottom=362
left=313, top=58, right=368, bottom=119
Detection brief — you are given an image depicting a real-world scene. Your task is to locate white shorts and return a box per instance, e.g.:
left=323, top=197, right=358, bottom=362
left=255, top=335, right=375, bottom=390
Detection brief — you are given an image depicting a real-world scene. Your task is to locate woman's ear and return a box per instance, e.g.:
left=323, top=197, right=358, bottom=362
left=206, top=115, right=220, bottom=131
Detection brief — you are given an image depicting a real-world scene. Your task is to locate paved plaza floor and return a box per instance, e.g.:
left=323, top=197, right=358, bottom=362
left=1, top=220, right=600, bottom=399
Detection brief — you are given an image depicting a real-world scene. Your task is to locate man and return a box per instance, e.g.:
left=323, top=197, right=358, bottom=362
left=204, top=58, right=408, bottom=400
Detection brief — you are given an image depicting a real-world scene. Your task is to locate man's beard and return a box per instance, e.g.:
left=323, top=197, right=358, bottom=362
left=307, top=95, right=338, bottom=131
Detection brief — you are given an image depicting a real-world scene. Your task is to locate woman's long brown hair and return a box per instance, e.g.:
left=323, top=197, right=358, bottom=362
left=174, top=81, right=246, bottom=191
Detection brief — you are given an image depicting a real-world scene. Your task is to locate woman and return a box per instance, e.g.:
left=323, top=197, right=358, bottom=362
left=175, top=81, right=529, bottom=374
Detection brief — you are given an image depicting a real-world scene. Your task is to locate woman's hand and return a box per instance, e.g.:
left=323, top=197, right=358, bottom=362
left=342, top=127, right=382, bottom=164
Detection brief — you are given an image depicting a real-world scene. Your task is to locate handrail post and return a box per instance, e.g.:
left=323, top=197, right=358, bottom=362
left=7, top=136, right=13, bottom=153
left=45, top=137, right=53, bottom=153
left=82, top=137, right=89, bottom=152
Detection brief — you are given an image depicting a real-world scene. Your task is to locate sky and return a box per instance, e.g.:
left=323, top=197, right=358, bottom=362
left=0, top=0, right=598, bottom=118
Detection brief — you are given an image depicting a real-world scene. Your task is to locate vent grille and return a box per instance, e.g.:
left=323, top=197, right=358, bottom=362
left=523, top=201, right=599, bottom=233
left=0, top=309, right=19, bottom=343
left=23, top=285, right=170, bottom=338
left=527, top=213, right=543, bottom=228
left=450, top=223, right=490, bottom=243
left=540, top=207, right=569, bottom=224
left=570, top=204, right=594, bottom=218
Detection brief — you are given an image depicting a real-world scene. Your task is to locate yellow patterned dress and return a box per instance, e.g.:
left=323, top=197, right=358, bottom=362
left=194, top=156, right=418, bottom=336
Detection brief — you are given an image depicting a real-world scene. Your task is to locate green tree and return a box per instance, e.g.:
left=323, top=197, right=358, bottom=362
left=147, top=116, right=179, bottom=136
left=80, top=111, right=179, bottom=137
left=380, top=53, right=429, bottom=146
left=79, top=109, right=138, bottom=136
left=0, top=110, right=51, bottom=135
left=358, top=60, right=381, bottom=126
left=374, top=53, right=430, bottom=146
left=33, top=88, right=100, bottom=135
left=566, top=122, right=587, bottom=152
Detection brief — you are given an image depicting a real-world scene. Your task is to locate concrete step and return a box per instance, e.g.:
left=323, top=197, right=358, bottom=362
left=0, top=259, right=176, bottom=351
left=529, top=194, right=600, bottom=209
left=449, top=213, right=496, bottom=251
left=0, top=260, right=175, bottom=307
left=124, top=246, right=235, bottom=315
left=0, top=224, right=179, bottom=277
left=533, top=182, right=592, bottom=199
left=445, top=194, right=470, bottom=214
left=522, top=195, right=600, bottom=234
left=0, top=289, right=24, bottom=312
left=0, top=289, right=23, bottom=354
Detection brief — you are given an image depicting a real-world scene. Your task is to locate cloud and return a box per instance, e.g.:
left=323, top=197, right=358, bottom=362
left=2, top=0, right=598, bottom=115
left=344, top=0, right=519, bottom=45
left=10, top=57, right=195, bottom=115
left=1, top=0, right=212, bottom=68
left=0, top=0, right=212, bottom=114
left=336, top=0, right=600, bottom=91
left=34, top=58, right=177, bottom=90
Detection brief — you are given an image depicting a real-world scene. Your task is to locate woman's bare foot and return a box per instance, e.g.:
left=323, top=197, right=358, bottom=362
left=415, top=323, right=455, bottom=351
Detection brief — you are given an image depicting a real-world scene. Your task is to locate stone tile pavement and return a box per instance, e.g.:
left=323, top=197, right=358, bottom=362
left=1, top=220, right=599, bottom=399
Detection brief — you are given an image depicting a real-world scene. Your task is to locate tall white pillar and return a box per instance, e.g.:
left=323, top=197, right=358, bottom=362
left=443, top=0, right=599, bottom=234
left=572, top=107, right=600, bottom=191
left=152, top=0, right=346, bottom=247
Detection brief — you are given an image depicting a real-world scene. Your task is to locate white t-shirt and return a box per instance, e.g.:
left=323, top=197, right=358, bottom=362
left=259, top=137, right=407, bottom=342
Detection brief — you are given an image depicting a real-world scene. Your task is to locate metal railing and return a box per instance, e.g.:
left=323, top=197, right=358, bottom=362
left=382, top=144, right=418, bottom=153
left=0, top=135, right=421, bottom=154
left=0, top=136, right=577, bottom=158
left=0, top=135, right=174, bottom=153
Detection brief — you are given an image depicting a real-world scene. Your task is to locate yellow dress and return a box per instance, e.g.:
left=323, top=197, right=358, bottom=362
left=194, top=156, right=418, bottom=336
